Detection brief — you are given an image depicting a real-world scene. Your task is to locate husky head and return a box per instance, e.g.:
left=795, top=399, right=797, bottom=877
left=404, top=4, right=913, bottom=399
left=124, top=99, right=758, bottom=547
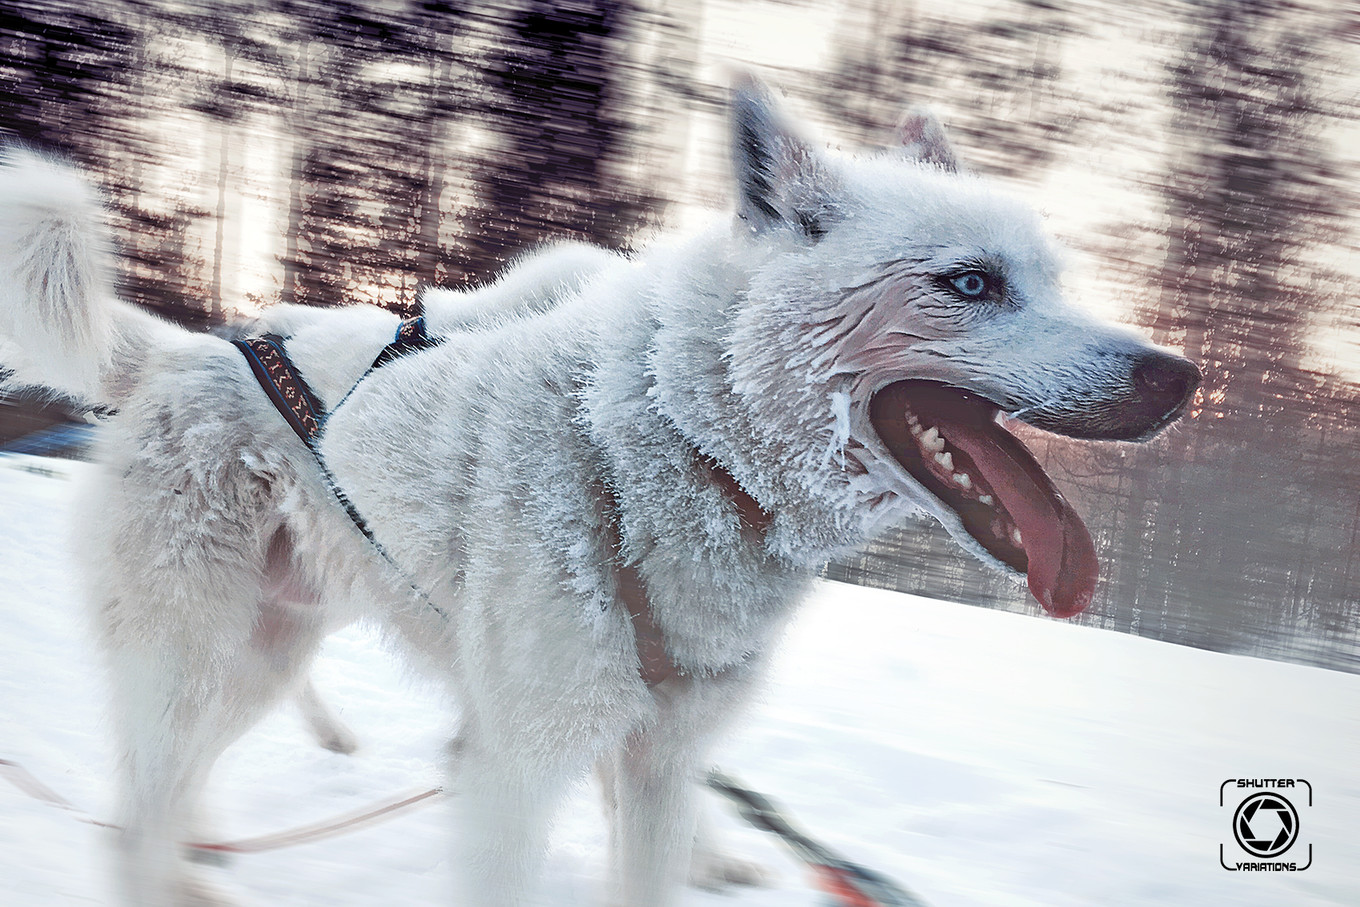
left=699, top=78, right=1199, bottom=618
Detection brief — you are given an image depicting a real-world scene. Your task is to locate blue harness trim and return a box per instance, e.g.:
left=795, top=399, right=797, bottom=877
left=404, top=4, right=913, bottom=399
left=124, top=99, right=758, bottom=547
left=370, top=315, right=439, bottom=371
left=233, top=314, right=446, bottom=618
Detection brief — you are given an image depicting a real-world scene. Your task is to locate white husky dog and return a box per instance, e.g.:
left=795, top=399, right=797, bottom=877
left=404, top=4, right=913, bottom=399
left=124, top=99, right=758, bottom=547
left=0, top=77, right=1197, bottom=906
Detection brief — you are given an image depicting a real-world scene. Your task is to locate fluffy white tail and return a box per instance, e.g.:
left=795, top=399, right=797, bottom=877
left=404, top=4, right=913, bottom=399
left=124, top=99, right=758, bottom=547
left=0, top=150, right=163, bottom=407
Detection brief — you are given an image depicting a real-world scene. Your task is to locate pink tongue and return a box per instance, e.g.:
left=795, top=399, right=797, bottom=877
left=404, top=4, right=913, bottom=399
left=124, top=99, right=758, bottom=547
left=945, top=423, right=1098, bottom=618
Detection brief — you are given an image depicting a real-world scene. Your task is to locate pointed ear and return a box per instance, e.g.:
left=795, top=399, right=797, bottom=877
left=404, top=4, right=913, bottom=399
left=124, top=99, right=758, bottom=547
left=897, top=107, right=962, bottom=172
left=730, top=75, right=840, bottom=240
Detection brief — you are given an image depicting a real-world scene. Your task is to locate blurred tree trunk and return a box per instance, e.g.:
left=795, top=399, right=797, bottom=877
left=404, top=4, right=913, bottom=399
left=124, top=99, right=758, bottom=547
left=1140, top=0, right=1351, bottom=630
left=209, top=50, right=235, bottom=322
left=452, top=0, right=657, bottom=282
left=280, top=36, right=312, bottom=308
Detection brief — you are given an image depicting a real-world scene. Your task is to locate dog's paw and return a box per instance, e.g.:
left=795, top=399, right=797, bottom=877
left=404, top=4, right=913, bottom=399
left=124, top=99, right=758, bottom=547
left=688, top=847, right=771, bottom=892
left=302, top=705, right=360, bottom=754
left=314, top=723, right=360, bottom=755
left=296, top=681, right=360, bottom=755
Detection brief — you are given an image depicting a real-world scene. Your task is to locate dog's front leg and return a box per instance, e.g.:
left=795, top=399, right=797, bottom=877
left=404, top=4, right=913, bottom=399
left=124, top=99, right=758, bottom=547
left=600, top=756, right=768, bottom=898
left=446, top=716, right=587, bottom=907
left=609, top=690, right=706, bottom=907
left=688, top=806, right=769, bottom=890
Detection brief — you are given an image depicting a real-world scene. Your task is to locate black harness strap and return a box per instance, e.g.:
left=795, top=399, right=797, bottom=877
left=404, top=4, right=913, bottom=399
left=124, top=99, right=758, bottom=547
left=327, top=315, right=439, bottom=416
left=370, top=314, right=439, bottom=371
left=233, top=316, right=446, bottom=618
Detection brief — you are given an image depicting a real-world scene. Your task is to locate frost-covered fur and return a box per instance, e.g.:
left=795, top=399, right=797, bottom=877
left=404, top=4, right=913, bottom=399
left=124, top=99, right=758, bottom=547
left=0, top=80, right=1193, bottom=907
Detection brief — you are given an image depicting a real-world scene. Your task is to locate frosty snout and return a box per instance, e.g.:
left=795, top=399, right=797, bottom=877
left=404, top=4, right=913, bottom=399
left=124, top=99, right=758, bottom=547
left=1019, top=345, right=1202, bottom=442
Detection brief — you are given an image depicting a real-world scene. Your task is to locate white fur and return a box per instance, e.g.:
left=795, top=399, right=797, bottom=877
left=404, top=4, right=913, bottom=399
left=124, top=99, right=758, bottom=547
left=0, top=82, right=1192, bottom=907
left=233, top=243, right=619, bottom=410
left=0, top=150, right=115, bottom=397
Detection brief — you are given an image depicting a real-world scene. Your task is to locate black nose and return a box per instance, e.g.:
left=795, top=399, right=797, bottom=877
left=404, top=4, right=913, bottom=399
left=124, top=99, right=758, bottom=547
left=1132, top=352, right=1201, bottom=425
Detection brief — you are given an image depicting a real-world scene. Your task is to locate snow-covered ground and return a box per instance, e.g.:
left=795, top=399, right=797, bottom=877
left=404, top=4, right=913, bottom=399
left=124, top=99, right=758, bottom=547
left=2, top=454, right=1357, bottom=906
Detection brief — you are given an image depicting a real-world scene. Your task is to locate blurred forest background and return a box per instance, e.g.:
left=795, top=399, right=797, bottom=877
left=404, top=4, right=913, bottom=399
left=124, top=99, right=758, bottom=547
left=0, top=0, right=1356, bottom=671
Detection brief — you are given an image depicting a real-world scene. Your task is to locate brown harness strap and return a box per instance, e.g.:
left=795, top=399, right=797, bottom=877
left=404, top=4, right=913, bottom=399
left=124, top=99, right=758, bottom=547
left=597, top=455, right=771, bottom=688
left=614, top=558, right=677, bottom=687
left=697, top=453, right=772, bottom=535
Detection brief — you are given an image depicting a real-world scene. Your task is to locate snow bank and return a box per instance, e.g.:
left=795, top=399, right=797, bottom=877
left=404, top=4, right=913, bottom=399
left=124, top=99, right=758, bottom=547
left=1, top=455, right=1356, bottom=905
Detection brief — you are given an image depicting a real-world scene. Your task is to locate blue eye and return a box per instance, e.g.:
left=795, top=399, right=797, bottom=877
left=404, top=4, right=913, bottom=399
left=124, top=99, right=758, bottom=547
left=949, top=271, right=989, bottom=297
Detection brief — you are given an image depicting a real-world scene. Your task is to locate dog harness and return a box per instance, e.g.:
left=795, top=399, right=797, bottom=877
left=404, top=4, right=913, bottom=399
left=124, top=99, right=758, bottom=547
left=233, top=312, right=767, bottom=688
left=233, top=314, right=437, bottom=452
left=233, top=315, right=449, bottom=618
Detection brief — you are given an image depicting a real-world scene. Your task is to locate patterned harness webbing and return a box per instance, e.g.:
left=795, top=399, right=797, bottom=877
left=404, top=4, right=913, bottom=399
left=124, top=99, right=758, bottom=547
left=233, top=333, right=327, bottom=451
left=232, top=313, right=436, bottom=450
left=232, top=314, right=446, bottom=617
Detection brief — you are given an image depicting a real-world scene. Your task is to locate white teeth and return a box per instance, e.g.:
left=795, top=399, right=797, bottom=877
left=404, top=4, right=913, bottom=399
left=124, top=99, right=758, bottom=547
left=920, top=427, right=944, bottom=452
left=934, top=451, right=953, bottom=471
left=979, top=494, right=994, bottom=506
left=953, top=472, right=971, bottom=489
left=1010, top=528, right=1024, bottom=547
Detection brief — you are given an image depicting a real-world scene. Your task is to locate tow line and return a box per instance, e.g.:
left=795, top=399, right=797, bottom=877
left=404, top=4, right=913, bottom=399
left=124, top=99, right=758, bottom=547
left=707, top=769, right=931, bottom=907
left=3, top=756, right=929, bottom=904
left=0, top=758, right=441, bottom=853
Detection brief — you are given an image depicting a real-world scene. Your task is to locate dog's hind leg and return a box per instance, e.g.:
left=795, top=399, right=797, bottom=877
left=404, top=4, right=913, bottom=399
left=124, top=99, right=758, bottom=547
left=295, top=676, right=359, bottom=755
left=101, top=526, right=331, bottom=907
left=106, top=643, right=249, bottom=907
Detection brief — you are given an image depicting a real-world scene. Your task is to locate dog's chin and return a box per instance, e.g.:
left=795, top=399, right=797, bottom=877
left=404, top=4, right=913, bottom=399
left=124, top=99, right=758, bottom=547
left=867, top=380, right=1098, bottom=618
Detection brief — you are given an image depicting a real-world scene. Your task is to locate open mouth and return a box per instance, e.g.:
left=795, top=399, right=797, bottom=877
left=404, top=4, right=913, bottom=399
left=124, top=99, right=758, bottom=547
left=868, top=380, right=1098, bottom=618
